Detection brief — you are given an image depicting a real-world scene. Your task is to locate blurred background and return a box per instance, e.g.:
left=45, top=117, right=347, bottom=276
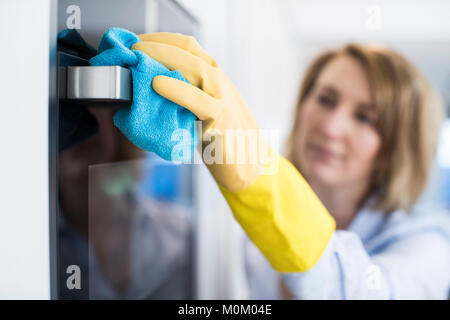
left=0, top=0, right=449, bottom=299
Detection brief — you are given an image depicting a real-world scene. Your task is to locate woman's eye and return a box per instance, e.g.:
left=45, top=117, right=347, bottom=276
left=317, top=95, right=335, bottom=108
left=356, top=112, right=375, bottom=125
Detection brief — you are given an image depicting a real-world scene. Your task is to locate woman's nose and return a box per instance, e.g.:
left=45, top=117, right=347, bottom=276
left=317, top=105, right=352, bottom=139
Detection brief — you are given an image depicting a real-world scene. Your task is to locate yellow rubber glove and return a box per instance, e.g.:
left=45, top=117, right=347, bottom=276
left=132, top=33, right=336, bottom=272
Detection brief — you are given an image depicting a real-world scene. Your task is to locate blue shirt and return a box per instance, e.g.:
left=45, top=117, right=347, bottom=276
left=245, top=205, right=450, bottom=299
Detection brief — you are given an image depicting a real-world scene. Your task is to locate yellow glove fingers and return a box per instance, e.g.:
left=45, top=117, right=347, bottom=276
left=132, top=41, right=220, bottom=97
left=152, top=75, right=222, bottom=121
left=137, top=32, right=218, bottom=67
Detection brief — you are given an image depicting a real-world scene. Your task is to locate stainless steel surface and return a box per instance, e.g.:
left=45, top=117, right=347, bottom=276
left=58, top=0, right=149, bottom=49
left=65, top=66, right=131, bottom=101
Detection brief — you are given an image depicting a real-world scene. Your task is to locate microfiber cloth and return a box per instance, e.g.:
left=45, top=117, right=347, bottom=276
left=90, top=27, right=198, bottom=162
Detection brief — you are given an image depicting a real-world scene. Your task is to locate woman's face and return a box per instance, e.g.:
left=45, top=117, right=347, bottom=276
left=295, top=54, right=381, bottom=190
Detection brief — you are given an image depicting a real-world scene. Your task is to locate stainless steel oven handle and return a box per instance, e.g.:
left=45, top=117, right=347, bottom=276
left=59, top=66, right=132, bottom=102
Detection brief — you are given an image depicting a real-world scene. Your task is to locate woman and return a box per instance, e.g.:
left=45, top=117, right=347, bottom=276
left=246, top=44, right=450, bottom=299
left=121, top=32, right=450, bottom=299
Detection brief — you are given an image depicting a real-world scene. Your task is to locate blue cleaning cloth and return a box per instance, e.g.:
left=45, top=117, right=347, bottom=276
left=89, top=28, right=197, bottom=161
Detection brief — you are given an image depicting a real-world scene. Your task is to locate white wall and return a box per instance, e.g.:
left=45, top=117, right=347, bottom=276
left=0, top=0, right=51, bottom=299
left=283, top=0, right=450, bottom=114
left=285, top=0, right=450, bottom=41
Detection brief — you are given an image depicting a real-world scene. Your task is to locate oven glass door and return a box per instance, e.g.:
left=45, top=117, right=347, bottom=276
left=54, top=0, right=199, bottom=299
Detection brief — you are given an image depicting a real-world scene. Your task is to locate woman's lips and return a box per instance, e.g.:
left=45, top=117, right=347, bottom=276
left=307, top=143, right=340, bottom=161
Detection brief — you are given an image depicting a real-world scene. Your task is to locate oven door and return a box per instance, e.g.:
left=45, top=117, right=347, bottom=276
left=53, top=0, right=199, bottom=299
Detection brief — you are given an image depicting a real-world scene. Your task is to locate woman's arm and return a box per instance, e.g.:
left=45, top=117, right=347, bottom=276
left=132, top=33, right=336, bottom=272
left=281, top=228, right=450, bottom=299
left=218, top=154, right=336, bottom=272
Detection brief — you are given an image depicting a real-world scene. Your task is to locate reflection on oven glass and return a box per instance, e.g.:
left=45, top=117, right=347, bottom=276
left=58, top=106, right=194, bottom=299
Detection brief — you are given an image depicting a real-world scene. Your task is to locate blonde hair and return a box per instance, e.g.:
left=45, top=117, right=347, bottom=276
left=285, top=44, right=444, bottom=213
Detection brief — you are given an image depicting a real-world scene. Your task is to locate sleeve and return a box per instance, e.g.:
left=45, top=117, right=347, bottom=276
left=281, top=229, right=450, bottom=299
